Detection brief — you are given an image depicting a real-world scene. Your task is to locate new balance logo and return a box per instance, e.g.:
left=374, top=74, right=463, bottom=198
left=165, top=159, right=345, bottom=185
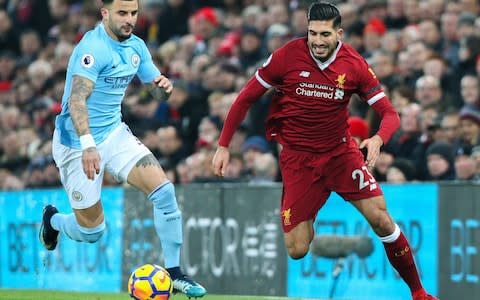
left=299, top=71, right=310, bottom=77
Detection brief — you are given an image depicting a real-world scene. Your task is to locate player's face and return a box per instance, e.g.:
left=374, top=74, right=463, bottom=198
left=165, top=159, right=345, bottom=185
left=307, top=20, right=343, bottom=61
left=102, top=0, right=138, bottom=41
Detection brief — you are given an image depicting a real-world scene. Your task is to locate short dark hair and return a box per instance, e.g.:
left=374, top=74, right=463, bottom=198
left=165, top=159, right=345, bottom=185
left=307, top=2, right=342, bottom=28
left=102, top=0, right=135, bottom=5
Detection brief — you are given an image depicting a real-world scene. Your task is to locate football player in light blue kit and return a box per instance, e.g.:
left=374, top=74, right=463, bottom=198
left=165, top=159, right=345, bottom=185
left=39, top=0, right=206, bottom=297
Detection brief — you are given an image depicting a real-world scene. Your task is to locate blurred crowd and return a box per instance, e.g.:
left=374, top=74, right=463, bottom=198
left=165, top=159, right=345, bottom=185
left=1, top=0, right=480, bottom=190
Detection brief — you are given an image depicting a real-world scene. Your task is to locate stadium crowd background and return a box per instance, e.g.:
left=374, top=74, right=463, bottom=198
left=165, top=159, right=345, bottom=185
left=1, top=0, right=480, bottom=190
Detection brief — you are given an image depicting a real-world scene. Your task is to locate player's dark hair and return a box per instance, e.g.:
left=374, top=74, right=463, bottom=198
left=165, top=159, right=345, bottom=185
left=102, top=0, right=135, bottom=5
left=307, top=2, right=342, bottom=28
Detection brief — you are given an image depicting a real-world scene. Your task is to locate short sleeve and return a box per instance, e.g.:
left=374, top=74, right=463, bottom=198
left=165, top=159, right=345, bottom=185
left=70, top=41, right=109, bottom=83
left=137, top=40, right=161, bottom=83
left=256, top=48, right=286, bottom=88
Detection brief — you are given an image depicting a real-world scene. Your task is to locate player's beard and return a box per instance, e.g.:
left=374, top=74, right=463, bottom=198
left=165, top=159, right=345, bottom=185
left=309, top=41, right=337, bottom=62
left=109, top=19, right=134, bottom=41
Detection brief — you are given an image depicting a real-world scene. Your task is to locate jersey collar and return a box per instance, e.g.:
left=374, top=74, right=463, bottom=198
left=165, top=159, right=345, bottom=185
left=310, top=40, right=342, bottom=71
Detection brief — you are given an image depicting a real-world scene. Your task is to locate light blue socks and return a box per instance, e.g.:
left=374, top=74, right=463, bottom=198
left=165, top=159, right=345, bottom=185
left=148, top=181, right=183, bottom=268
left=51, top=213, right=105, bottom=243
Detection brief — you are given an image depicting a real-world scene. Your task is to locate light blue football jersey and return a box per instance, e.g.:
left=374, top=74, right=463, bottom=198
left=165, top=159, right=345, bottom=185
left=55, top=22, right=160, bottom=149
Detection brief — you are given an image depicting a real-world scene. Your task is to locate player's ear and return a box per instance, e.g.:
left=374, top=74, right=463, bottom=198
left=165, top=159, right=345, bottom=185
left=100, top=7, right=109, bottom=19
left=336, top=28, right=344, bottom=39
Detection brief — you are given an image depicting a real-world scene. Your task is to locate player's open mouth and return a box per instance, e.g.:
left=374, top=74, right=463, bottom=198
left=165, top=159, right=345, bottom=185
left=313, top=46, right=328, bottom=55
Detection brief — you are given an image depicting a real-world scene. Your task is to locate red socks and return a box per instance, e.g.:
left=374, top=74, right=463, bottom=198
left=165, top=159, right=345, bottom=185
left=382, top=228, right=423, bottom=295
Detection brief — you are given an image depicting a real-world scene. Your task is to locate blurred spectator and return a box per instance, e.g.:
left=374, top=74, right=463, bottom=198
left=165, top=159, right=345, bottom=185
left=190, top=6, right=221, bottom=56
left=157, top=125, right=188, bottom=168
left=460, top=74, right=480, bottom=106
left=290, top=4, right=308, bottom=37
left=362, top=18, right=385, bottom=59
left=454, top=150, right=476, bottom=181
left=418, top=19, right=442, bottom=53
left=390, top=85, right=413, bottom=113
left=196, top=116, right=222, bottom=151
left=348, top=116, right=370, bottom=145
left=414, top=75, right=453, bottom=112
left=0, top=168, right=24, bottom=190
left=440, top=110, right=460, bottom=145
left=229, top=124, right=248, bottom=154
left=0, top=50, right=15, bottom=85
left=386, top=103, right=421, bottom=162
left=238, top=26, right=263, bottom=70
left=224, top=152, right=245, bottom=180
left=457, top=35, right=480, bottom=79
left=471, top=145, right=480, bottom=181
left=0, top=9, right=20, bottom=54
left=384, top=0, right=407, bottom=30
left=250, top=153, right=278, bottom=184
left=454, top=104, right=480, bottom=154
left=440, top=11, right=460, bottom=68
left=265, top=23, right=291, bottom=54
left=386, top=158, right=417, bottom=183
left=403, top=0, right=421, bottom=24
left=370, top=49, right=401, bottom=91
left=19, top=29, right=42, bottom=64
left=422, top=55, right=459, bottom=107
left=267, top=2, right=289, bottom=26
left=456, top=12, right=476, bottom=42
left=0, top=131, right=30, bottom=176
left=425, top=142, right=456, bottom=181
left=241, top=135, right=270, bottom=176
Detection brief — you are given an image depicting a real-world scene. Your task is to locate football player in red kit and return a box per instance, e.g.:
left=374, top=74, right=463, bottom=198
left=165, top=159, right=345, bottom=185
left=212, top=2, right=438, bottom=300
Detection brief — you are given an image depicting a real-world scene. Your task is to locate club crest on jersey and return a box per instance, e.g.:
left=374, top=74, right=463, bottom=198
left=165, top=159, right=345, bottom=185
left=335, top=73, right=346, bottom=89
left=80, top=54, right=94, bottom=68
left=131, top=54, right=140, bottom=67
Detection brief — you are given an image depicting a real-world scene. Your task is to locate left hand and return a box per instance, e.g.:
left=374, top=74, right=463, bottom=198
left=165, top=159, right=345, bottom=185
left=153, top=74, right=173, bottom=95
left=359, top=135, right=384, bottom=169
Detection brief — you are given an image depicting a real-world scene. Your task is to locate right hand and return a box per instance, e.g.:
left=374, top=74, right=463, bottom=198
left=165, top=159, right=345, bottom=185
left=82, top=147, right=100, bottom=180
left=212, top=146, right=230, bottom=177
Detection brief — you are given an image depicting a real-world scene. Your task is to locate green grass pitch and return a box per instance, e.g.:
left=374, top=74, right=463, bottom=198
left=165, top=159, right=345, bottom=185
left=0, top=289, right=326, bottom=300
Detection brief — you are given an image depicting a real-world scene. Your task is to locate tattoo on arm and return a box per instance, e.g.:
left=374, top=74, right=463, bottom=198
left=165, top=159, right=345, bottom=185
left=135, top=154, right=161, bottom=168
left=69, top=75, right=95, bottom=136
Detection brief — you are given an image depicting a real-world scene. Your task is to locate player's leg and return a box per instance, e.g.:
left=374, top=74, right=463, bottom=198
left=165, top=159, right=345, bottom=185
left=279, top=148, right=328, bottom=259
left=109, top=123, right=205, bottom=298
left=330, top=143, right=437, bottom=299
left=350, top=196, right=437, bottom=300
left=284, top=219, right=315, bottom=259
left=41, top=130, right=106, bottom=250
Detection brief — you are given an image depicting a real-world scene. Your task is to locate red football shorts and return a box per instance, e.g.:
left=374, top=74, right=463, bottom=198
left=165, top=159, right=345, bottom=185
left=279, top=140, right=383, bottom=233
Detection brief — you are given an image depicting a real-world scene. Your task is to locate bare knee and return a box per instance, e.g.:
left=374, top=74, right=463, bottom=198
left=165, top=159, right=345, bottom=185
left=284, top=221, right=314, bottom=259
left=74, top=201, right=104, bottom=228
left=370, top=212, right=395, bottom=237
left=287, top=242, right=310, bottom=260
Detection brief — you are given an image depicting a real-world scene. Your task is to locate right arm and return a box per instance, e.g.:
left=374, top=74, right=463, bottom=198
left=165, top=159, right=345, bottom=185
left=212, top=77, right=267, bottom=176
left=69, top=75, right=95, bottom=136
left=213, top=47, right=286, bottom=176
left=68, top=75, right=100, bottom=180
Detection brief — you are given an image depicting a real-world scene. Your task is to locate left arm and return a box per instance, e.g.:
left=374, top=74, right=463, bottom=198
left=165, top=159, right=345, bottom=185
left=359, top=99, right=400, bottom=167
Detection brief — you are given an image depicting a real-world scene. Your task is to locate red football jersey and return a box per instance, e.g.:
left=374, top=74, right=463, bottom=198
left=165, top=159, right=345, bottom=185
left=256, top=37, right=386, bottom=153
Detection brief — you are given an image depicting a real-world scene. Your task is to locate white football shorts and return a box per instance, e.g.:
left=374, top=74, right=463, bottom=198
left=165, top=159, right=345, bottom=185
left=52, top=122, right=151, bottom=209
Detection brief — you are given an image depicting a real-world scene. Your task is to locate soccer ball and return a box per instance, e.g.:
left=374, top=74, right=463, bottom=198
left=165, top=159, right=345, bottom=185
left=128, top=264, right=173, bottom=300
